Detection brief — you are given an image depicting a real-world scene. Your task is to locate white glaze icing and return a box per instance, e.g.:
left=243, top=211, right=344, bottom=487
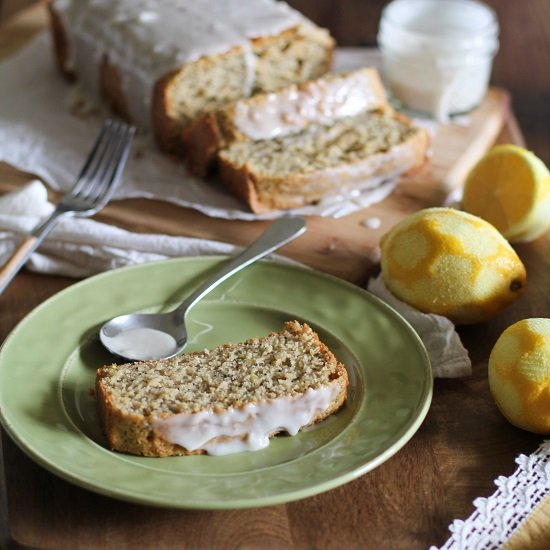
left=102, top=327, right=178, bottom=361
left=53, top=0, right=309, bottom=126
left=232, top=70, right=384, bottom=140
left=152, top=384, right=340, bottom=456
left=362, top=216, right=382, bottom=229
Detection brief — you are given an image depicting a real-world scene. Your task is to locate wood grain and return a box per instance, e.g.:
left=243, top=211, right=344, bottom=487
left=0, top=2, right=549, bottom=549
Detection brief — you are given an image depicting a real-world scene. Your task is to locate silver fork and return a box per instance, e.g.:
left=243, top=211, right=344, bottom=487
left=0, top=119, right=135, bottom=295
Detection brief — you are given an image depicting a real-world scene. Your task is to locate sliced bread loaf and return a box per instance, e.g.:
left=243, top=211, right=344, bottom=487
left=218, top=110, right=429, bottom=213
left=48, top=0, right=334, bottom=154
left=183, top=68, right=388, bottom=176
left=96, top=321, right=348, bottom=457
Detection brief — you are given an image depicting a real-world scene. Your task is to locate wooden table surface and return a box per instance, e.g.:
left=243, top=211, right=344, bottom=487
left=1, top=1, right=549, bottom=549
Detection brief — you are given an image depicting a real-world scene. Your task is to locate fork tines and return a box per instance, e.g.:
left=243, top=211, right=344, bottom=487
left=72, top=119, right=136, bottom=207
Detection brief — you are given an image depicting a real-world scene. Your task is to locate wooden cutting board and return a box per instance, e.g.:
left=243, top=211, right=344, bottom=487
left=0, top=3, right=520, bottom=285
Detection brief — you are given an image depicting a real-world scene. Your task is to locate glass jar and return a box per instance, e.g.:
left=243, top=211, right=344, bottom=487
left=377, top=0, right=499, bottom=121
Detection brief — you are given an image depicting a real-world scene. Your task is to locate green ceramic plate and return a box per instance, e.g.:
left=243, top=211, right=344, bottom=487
left=0, top=258, right=432, bottom=509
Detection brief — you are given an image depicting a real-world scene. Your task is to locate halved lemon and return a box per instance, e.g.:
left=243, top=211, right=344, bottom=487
left=462, top=144, right=550, bottom=242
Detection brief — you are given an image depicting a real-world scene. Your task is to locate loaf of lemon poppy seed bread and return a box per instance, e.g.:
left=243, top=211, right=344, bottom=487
left=47, top=0, right=335, bottom=153
left=96, top=321, right=349, bottom=457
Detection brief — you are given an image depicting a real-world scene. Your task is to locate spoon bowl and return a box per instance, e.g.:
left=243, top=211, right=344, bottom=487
left=99, top=216, right=306, bottom=362
left=99, top=312, right=185, bottom=361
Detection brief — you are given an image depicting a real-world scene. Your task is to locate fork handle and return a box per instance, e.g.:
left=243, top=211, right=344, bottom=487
left=0, top=235, right=42, bottom=295
left=0, top=206, right=68, bottom=295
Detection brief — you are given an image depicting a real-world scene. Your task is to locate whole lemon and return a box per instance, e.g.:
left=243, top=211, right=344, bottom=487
left=379, top=207, right=526, bottom=324
left=489, top=318, right=550, bottom=434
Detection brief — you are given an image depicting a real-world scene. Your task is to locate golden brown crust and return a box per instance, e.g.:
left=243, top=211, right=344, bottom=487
left=151, top=68, right=183, bottom=154
left=96, top=321, right=348, bottom=457
left=217, top=162, right=273, bottom=213
left=47, top=1, right=75, bottom=81
left=99, top=56, right=134, bottom=123
left=181, top=112, right=227, bottom=176
left=48, top=2, right=135, bottom=123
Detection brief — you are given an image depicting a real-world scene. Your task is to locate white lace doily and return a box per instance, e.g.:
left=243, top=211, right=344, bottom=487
left=433, top=440, right=550, bottom=549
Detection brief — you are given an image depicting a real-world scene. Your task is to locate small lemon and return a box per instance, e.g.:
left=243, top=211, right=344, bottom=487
left=380, top=207, right=526, bottom=324
left=489, top=319, right=550, bottom=434
left=462, top=144, right=550, bottom=242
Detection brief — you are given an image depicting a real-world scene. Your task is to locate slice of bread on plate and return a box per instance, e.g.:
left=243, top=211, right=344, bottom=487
left=96, top=321, right=348, bottom=457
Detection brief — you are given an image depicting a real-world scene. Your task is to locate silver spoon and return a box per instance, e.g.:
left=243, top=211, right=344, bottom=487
left=99, top=215, right=306, bottom=362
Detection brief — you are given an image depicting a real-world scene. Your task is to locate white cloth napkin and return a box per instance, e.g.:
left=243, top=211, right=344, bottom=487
left=0, top=32, right=398, bottom=221
left=368, top=274, right=471, bottom=378
left=0, top=180, right=237, bottom=277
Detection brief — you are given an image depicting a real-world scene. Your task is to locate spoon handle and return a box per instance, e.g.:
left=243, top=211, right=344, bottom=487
left=174, top=216, right=306, bottom=320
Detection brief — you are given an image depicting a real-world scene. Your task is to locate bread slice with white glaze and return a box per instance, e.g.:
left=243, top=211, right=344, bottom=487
left=96, top=321, right=348, bottom=457
left=183, top=68, right=388, bottom=176
left=217, top=110, right=430, bottom=213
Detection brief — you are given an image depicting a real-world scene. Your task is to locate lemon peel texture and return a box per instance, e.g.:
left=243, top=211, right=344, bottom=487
left=380, top=207, right=526, bottom=324
left=489, top=318, right=550, bottom=434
